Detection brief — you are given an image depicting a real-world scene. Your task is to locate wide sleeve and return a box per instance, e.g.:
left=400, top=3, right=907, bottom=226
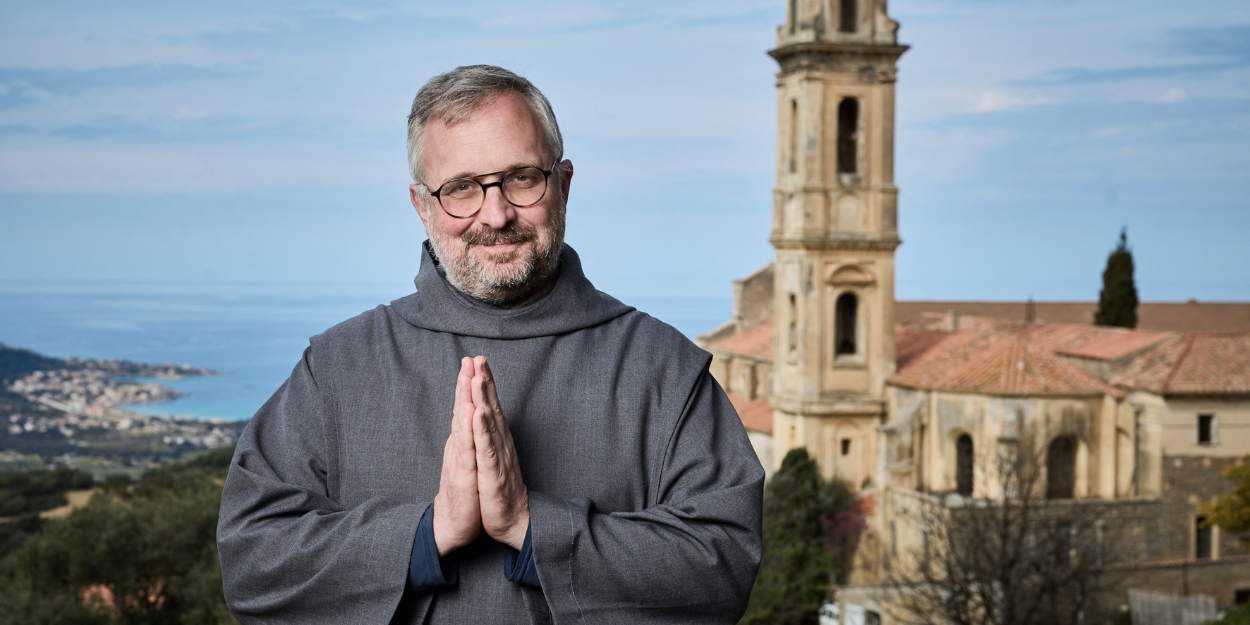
left=528, top=369, right=765, bottom=624
left=216, top=344, right=427, bottom=623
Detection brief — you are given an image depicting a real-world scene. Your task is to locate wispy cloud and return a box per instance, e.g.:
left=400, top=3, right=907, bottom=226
left=0, top=64, right=243, bottom=108
left=1014, top=24, right=1250, bottom=86
left=972, top=90, right=1056, bottom=113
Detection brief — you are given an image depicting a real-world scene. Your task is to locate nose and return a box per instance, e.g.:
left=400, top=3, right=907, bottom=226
left=476, top=182, right=516, bottom=230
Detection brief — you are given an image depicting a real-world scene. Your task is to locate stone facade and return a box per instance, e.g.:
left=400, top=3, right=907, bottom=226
left=697, top=1, right=1250, bottom=620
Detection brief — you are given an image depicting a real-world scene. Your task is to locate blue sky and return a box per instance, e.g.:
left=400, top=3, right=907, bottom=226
left=1, top=0, right=1247, bottom=302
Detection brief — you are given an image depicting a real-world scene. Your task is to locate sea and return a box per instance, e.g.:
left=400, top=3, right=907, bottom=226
left=0, top=280, right=730, bottom=422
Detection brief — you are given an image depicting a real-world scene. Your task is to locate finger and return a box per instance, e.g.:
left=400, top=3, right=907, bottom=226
left=471, top=374, right=495, bottom=434
left=472, top=405, right=499, bottom=474
left=478, top=359, right=506, bottom=420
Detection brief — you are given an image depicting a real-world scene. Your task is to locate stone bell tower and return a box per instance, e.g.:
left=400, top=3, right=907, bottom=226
left=769, top=0, right=906, bottom=489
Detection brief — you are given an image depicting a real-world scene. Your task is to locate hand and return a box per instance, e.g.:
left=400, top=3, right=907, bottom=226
left=432, top=357, right=482, bottom=557
left=470, top=356, right=530, bottom=551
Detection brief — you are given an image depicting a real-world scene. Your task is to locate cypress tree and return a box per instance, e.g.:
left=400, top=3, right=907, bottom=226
left=1094, top=228, right=1138, bottom=328
left=741, top=448, right=857, bottom=625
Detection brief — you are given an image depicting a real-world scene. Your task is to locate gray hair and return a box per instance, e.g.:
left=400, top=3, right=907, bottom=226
left=407, top=65, right=565, bottom=192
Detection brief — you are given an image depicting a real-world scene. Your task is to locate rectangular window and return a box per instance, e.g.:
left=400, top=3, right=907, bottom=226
left=1236, top=589, right=1250, bottom=605
left=841, top=439, right=851, bottom=456
left=1199, top=414, right=1215, bottom=445
left=1196, top=516, right=1212, bottom=559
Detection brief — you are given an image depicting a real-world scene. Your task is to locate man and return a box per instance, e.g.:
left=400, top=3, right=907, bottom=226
left=217, top=65, right=764, bottom=624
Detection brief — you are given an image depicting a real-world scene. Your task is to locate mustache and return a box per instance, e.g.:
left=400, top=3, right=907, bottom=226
left=461, top=223, right=538, bottom=246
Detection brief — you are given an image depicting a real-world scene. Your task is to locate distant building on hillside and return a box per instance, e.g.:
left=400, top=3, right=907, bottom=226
left=697, top=0, right=1250, bottom=620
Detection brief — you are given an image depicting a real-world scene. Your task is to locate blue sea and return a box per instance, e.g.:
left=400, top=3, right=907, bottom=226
left=0, top=280, right=730, bottom=421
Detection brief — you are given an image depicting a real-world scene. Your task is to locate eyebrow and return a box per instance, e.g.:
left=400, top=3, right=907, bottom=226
left=440, top=163, right=539, bottom=186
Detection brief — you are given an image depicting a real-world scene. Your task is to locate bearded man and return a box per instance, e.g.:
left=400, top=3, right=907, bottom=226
left=217, top=65, right=764, bottom=625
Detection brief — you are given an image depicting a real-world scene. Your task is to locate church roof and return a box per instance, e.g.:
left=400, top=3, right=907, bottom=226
left=891, top=324, right=1126, bottom=398
left=706, top=311, right=1250, bottom=406
left=705, top=319, right=775, bottom=360
left=727, top=392, right=773, bottom=434
left=1108, top=331, right=1250, bottom=395
left=896, top=301, right=1250, bottom=333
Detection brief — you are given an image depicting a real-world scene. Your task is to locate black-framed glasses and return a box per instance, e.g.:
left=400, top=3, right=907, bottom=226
left=426, top=162, right=556, bottom=219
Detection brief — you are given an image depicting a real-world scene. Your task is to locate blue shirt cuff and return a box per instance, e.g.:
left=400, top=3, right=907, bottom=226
left=408, top=504, right=456, bottom=592
left=504, top=523, right=540, bottom=588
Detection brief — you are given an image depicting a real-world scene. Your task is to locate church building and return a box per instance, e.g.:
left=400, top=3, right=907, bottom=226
left=697, top=0, right=1250, bottom=619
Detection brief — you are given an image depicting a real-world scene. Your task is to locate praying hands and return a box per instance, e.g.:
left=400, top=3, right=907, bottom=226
left=432, top=356, right=530, bottom=556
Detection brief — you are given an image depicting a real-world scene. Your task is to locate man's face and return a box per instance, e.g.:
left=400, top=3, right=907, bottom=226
left=410, top=91, right=573, bottom=304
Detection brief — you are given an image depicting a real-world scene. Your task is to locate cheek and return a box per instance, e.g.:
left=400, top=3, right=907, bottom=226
left=431, top=214, right=473, bottom=238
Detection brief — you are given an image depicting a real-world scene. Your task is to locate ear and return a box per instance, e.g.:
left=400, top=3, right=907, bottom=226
left=557, top=159, right=573, bottom=202
left=410, top=184, right=431, bottom=230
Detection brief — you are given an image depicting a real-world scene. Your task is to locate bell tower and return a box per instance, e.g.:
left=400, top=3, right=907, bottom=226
left=769, top=0, right=906, bottom=489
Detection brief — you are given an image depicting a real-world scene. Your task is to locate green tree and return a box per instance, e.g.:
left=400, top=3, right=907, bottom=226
left=0, top=447, right=238, bottom=625
left=1199, top=458, right=1250, bottom=548
left=1205, top=604, right=1250, bottom=625
left=741, top=448, right=859, bottom=625
left=1094, top=228, right=1139, bottom=328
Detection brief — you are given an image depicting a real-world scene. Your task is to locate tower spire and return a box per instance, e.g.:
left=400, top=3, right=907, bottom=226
left=769, top=0, right=907, bottom=487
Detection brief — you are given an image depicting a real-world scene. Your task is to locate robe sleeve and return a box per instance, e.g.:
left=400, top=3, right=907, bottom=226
left=216, top=345, right=427, bottom=623
left=528, top=369, right=765, bottom=624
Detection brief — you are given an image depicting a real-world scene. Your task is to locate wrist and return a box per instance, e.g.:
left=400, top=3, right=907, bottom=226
left=505, top=507, right=531, bottom=551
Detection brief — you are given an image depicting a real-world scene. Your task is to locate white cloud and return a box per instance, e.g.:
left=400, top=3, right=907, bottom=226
left=174, top=105, right=208, bottom=119
left=972, top=90, right=1057, bottom=113
left=1156, top=87, right=1187, bottom=103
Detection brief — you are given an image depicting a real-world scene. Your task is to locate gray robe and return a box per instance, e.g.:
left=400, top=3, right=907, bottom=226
left=217, top=244, right=764, bottom=624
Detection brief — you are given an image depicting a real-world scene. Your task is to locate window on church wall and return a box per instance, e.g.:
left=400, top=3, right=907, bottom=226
left=788, top=293, right=798, bottom=354
left=789, top=0, right=797, bottom=34
left=1196, top=515, right=1212, bottom=559
left=839, top=0, right=857, bottom=33
left=789, top=100, right=799, bottom=174
left=837, top=98, right=858, bottom=175
left=1199, top=414, right=1215, bottom=445
left=835, top=292, right=857, bottom=355
left=841, top=438, right=851, bottom=456
left=1046, top=436, right=1076, bottom=500
left=955, top=434, right=974, bottom=496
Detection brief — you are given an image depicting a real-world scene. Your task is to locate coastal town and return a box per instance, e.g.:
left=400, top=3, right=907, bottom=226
left=0, top=344, right=245, bottom=474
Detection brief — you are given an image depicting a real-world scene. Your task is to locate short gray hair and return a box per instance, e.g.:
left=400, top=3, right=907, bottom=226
left=407, top=65, right=564, bottom=190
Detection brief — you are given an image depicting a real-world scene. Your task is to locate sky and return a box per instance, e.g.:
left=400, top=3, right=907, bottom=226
left=1, top=0, right=1247, bottom=303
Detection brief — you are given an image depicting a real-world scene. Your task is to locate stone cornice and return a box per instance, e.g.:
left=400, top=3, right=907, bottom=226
left=769, top=42, right=909, bottom=77
left=771, top=236, right=902, bottom=252
left=770, top=392, right=885, bottom=416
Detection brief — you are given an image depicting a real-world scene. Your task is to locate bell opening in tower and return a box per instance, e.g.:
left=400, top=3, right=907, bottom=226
left=835, top=292, right=858, bottom=355
left=839, top=0, right=856, bottom=33
left=837, top=98, right=858, bottom=174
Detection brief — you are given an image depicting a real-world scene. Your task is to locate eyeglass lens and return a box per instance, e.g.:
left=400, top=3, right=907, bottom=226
left=438, top=167, right=548, bottom=217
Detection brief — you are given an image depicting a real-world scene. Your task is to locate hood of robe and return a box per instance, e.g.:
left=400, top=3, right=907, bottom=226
left=391, top=242, right=636, bottom=340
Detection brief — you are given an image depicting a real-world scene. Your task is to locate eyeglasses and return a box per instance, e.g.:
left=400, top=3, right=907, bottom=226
left=426, top=162, right=556, bottom=219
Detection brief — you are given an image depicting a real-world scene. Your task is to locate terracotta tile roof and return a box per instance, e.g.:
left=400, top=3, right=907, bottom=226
left=1052, top=327, right=1169, bottom=361
left=897, top=301, right=1250, bottom=332
left=706, top=319, right=775, bottom=360
left=895, top=325, right=951, bottom=369
left=1109, top=331, right=1250, bottom=394
left=891, top=325, right=1125, bottom=398
left=727, top=392, right=773, bottom=434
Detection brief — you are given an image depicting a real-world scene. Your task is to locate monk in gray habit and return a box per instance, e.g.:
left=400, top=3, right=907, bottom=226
left=217, top=65, right=764, bottom=624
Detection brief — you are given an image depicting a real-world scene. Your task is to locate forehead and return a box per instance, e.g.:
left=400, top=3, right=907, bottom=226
left=423, top=91, right=547, bottom=185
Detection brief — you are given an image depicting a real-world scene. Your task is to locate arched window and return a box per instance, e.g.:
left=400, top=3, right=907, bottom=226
left=837, top=98, right=858, bottom=174
left=1047, top=436, right=1076, bottom=499
left=839, top=0, right=857, bottom=33
left=789, top=100, right=799, bottom=174
left=788, top=293, right=798, bottom=353
left=955, top=434, right=974, bottom=496
left=835, top=292, right=857, bottom=355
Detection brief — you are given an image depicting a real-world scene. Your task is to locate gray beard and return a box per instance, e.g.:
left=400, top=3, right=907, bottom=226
left=428, top=205, right=565, bottom=306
